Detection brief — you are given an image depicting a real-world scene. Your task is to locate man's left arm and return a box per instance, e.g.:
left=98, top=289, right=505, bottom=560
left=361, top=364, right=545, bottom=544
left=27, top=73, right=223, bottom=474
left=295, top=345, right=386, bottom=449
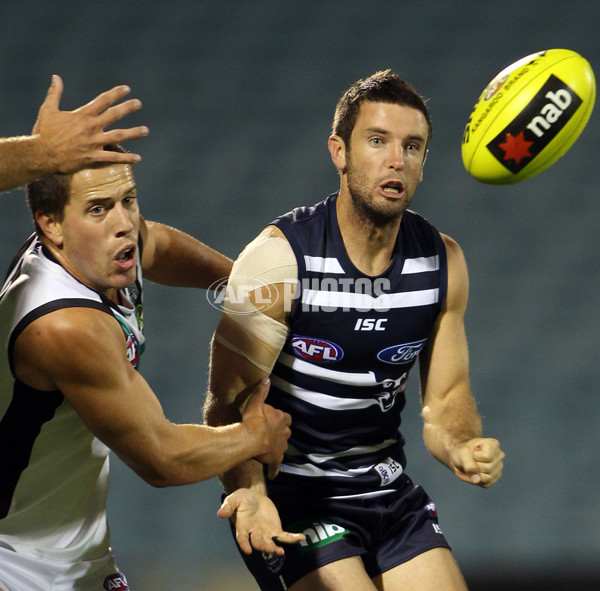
left=419, top=234, right=505, bottom=488
left=0, top=75, right=148, bottom=193
left=140, top=218, right=232, bottom=288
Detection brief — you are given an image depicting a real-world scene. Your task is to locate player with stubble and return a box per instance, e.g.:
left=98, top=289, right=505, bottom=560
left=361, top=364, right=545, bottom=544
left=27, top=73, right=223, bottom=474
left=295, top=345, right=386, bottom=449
left=205, top=70, right=505, bottom=591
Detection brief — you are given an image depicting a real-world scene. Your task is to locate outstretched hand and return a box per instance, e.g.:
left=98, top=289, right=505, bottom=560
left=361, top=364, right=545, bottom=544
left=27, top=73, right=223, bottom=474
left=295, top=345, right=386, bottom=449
left=449, top=437, right=505, bottom=488
left=241, top=378, right=291, bottom=479
left=218, top=488, right=305, bottom=555
left=32, top=74, right=149, bottom=173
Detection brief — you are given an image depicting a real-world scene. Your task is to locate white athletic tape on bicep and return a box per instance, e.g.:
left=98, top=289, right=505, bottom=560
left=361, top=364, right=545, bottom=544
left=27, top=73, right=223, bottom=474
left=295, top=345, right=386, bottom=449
left=215, top=233, right=297, bottom=372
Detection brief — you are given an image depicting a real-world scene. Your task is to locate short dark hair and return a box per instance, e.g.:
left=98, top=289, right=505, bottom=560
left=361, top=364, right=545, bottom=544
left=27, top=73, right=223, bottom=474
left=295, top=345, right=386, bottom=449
left=26, top=144, right=126, bottom=233
left=331, top=70, right=432, bottom=149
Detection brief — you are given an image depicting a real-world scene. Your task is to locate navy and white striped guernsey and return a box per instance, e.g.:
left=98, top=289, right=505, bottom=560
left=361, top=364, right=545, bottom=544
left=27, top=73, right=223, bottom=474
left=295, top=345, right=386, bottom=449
left=267, top=193, right=448, bottom=501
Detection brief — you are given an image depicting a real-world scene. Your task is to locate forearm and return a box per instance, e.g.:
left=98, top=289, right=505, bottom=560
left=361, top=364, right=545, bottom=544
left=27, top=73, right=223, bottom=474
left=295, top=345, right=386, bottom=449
left=204, top=386, right=268, bottom=494
left=118, top=421, right=266, bottom=487
left=143, top=221, right=232, bottom=288
left=0, top=135, right=51, bottom=192
left=220, top=459, right=267, bottom=494
left=422, top=387, right=482, bottom=468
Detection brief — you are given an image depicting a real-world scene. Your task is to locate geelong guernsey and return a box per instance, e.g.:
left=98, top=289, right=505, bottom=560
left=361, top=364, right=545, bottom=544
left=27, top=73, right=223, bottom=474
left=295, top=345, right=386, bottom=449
left=0, top=234, right=144, bottom=561
left=268, top=193, right=447, bottom=500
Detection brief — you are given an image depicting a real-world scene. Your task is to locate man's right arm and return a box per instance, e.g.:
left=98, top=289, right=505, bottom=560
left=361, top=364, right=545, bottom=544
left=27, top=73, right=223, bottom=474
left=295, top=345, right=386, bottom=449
left=0, top=75, right=148, bottom=193
left=13, top=306, right=289, bottom=487
left=204, top=226, right=297, bottom=485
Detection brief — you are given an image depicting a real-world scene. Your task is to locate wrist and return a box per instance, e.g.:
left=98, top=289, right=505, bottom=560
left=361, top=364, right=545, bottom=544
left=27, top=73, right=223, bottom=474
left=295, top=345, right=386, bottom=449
left=241, top=417, right=270, bottom=457
left=222, top=459, right=266, bottom=494
left=27, top=134, right=56, bottom=177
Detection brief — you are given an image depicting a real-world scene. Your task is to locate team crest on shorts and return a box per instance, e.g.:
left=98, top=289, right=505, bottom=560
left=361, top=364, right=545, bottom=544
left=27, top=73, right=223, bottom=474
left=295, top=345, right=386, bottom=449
left=103, top=572, right=129, bottom=591
left=262, top=551, right=285, bottom=574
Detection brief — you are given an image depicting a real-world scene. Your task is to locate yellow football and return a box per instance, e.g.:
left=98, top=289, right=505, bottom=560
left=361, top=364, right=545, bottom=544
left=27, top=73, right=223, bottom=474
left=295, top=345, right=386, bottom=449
left=462, top=48, right=595, bottom=184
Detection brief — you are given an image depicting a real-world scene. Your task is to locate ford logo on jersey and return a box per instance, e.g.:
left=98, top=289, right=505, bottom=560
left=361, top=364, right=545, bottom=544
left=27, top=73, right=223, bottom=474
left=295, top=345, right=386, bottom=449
left=377, top=339, right=427, bottom=364
left=292, top=335, right=343, bottom=362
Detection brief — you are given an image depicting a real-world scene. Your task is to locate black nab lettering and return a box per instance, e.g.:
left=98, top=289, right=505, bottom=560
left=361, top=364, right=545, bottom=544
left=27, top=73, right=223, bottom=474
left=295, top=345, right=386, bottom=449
left=487, top=75, right=583, bottom=174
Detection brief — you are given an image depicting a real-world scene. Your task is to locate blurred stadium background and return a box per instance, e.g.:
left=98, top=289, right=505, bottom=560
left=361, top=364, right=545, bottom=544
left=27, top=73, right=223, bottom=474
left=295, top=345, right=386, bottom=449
left=1, top=1, right=598, bottom=589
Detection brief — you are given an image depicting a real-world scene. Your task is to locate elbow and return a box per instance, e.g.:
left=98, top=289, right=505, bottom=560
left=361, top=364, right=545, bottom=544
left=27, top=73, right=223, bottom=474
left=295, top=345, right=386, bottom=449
left=145, top=476, right=172, bottom=489
left=126, top=445, right=184, bottom=488
left=130, top=442, right=218, bottom=488
left=133, top=461, right=178, bottom=488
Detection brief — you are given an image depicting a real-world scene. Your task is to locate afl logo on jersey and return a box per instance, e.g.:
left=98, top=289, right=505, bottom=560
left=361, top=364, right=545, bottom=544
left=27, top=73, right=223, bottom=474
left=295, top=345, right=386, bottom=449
left=103, top=572, right=129, bottom=590
left=425, top=501, right=438, bottom=517
left=377, top=339, right=427, bottom=365
left=126, top=333, right=139, bottom=368
left=292, top=335, right=343, bottom=363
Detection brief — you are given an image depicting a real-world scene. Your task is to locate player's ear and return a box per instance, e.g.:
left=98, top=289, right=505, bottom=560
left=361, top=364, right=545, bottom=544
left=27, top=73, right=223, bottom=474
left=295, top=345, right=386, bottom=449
left=328, top=135, right=347, bottom=172
left=36, top=211, right=64, bottom=247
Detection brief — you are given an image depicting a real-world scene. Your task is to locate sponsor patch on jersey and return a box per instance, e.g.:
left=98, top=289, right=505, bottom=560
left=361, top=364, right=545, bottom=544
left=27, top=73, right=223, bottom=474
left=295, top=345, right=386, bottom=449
left=374, top=457, right=404, bottom=486
left=103, top=572, right=129, bottom=591
left=291, top=335, right=343, bottom=362
left=425, top=501, right=438, bottom=517
left=125, top=333, right=140, bottom=368
left=377, top=339, right=427, bottom=364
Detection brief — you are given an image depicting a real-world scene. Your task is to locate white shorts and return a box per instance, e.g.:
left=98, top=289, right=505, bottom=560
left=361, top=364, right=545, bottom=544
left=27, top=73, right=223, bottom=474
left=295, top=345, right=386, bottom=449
left=0, top=545, right=129, bottom=591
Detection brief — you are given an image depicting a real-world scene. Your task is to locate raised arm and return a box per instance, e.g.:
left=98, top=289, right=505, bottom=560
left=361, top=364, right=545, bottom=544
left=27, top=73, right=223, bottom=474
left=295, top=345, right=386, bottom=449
left=0, top=75, right=148, bottom=192
left=140, top=218, right=233, bottom=288
left=419, top=234, right=504, bottom=488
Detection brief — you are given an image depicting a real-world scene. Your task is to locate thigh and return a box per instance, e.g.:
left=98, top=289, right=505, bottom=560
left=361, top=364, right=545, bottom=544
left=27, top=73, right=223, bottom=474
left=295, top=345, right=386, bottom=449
left=289, top=556, right=377, bottom=591
left=228, top=495, right=371, bottom=591
left=372, top=547, right=468, bottom=591
left=361, top=483, right=450, bottom=578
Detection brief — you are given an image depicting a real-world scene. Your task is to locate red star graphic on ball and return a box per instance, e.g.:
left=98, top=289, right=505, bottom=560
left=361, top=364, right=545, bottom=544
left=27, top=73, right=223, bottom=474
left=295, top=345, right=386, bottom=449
left=497, top=131, right=534, bottom=164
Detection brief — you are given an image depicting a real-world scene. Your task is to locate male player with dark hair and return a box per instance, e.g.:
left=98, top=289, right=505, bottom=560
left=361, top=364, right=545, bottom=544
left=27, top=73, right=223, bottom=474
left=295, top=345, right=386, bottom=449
left=205, top=70, right=505, bottom=590
left=0, top=145, right=294, bottom=590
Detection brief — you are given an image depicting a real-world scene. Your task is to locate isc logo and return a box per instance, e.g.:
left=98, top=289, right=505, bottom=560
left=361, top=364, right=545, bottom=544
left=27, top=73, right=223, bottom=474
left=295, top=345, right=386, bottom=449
left=354, top=318, right=387, bottom=331
left=292, top=335, right=343, bottom=362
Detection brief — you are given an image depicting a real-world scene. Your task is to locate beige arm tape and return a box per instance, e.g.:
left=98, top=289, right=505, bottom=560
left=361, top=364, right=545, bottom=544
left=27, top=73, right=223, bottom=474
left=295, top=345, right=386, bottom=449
left=214, top=232, right=297, bottom=373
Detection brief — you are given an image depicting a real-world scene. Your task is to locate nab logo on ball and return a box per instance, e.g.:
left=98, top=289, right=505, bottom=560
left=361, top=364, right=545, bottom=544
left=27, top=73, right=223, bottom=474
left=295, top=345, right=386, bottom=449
left=462, top=48, right=595, bottom=184
left=486, top=75, right=582, bottom=173
left=292, top=335, right=343, bottom=362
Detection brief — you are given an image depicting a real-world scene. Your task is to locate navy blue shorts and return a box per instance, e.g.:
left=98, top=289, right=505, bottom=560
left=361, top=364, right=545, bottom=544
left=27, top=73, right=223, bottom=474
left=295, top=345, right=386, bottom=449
left=228, top=474, right=451, bottom=591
